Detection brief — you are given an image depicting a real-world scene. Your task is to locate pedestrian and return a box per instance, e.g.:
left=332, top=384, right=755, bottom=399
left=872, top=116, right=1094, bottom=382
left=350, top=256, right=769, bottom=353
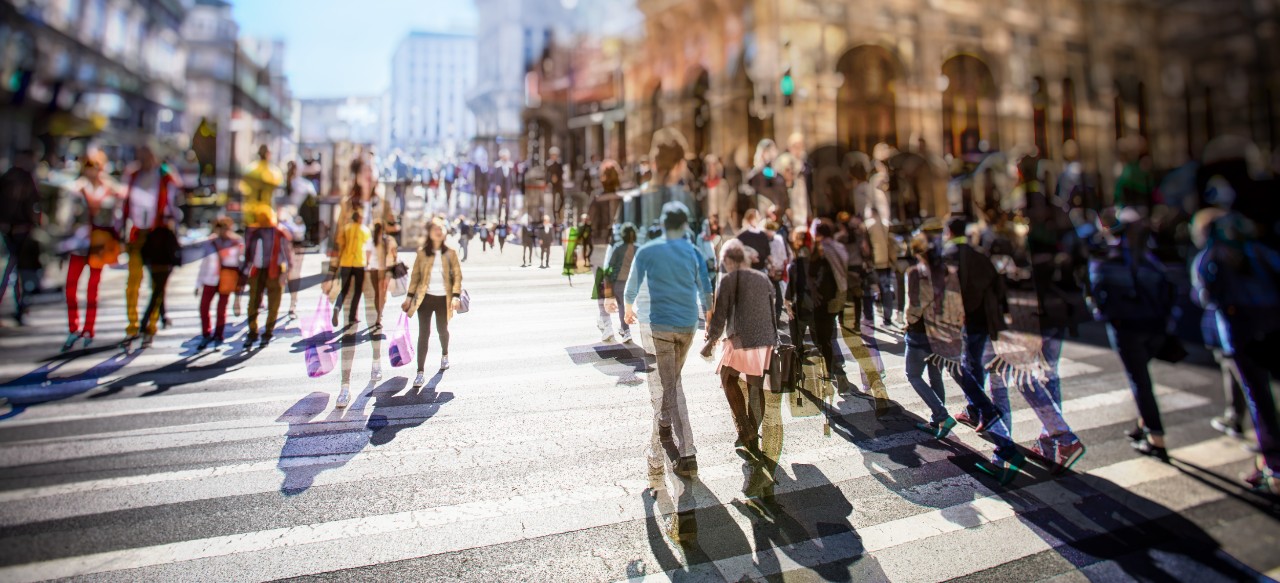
left=279, top=207, right=307, bottom=321
left=736, top=209, right=771, bottom=272
left=746, top=139, right=787, bottom=212
left=602, top=223, right=638, bottom=343
left=496, top=221, right=508, bottom=254
left=936, top=216, right=1009, bottom=428
left=784, top=229, right=815, bottom=348
left=521, top=216, right=536, bottom=267
left=243, top=209, right=292, bottom=349
left=331, top=208, right=371, bottom=328
left=368, top=220, right=398, bottom=334
left=490, top=149, right=517, bottom=225
left=122, top=145, right=183, bottom=350
left=240, top=145, right=283, bottom=236
left=62, top=151, right=121, bottom=351
left=1191, top=207, right=1280, bottom=495
left=578, top=214, right=594, bottom=267
left=903, top=233, right=954, bottom=438
left=477, top=220, right=491, bottom=253
left=547, top=148, right=564, bottom=218
left=625, top=199, right=713, bottom=484
left=403, top=219, right=463, bottom=388
left=705, top=238, right=776, bottom=462
left=537, top=214, right=555, bottom=268
left=1090, top=211, right=1176, bottom=460
left=195, top=216, right=243, bottom=350
left=455, top=216, right=472, bottom=262
left=866, top=207, right=898, bottom=327
left=0, top=149, right=41, bottom=327
left=809, top=223, right=859, bottom=400
left=838, top=214, right=873, bottom=323
left=765, top=219, right=792, bottom=318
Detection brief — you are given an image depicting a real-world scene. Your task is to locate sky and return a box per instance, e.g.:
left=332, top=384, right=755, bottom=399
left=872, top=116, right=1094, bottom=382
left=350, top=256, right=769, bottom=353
left=230, top=0, right=478, bottom=99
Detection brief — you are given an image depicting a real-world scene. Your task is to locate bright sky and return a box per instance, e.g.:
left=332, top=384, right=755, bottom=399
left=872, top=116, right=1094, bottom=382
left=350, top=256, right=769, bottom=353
left=230, top=0, right=478, bottom=99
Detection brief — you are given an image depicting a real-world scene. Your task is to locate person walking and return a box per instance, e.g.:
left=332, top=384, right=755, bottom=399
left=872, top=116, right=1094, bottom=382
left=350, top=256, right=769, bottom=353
left=625, top=199, right=713, bottom=488
left=0, top=149, right=41, bottom=326
left=1090, top=212, right=1176, bottom=460
left=496, top=222, right=509, bottom=254
left=602, top=223, right=639, bottom=343
left=578, top=214, right=594, bottom=267
left=521, top=216, right=536, bottom=267
left=537, top=214, right=556, bottom=269
left=941, top=217, right=1007, bottom=434
left=63, top=152, right=121, bottom=350
left=490, top=149, right=517, bottom=226
left=456, top=216, right=472, bottom=262
left=403, top=220, right=462, bottom=387
left=280, top=207, right=307, bottom=321
left=122, top=145, right=183, bottom=350
left=243, top=210, right=292, bottom=349
left=477, top=222, right=491, bottom=253
left=331, top=208, right=371, bottom=328
left=195, top=217, right=243, bottom=350
left=706, top=239, right=776, bottom=461
left=903, top=233, right=955, bottom=438
left=866, top=208, right=898, bottom=327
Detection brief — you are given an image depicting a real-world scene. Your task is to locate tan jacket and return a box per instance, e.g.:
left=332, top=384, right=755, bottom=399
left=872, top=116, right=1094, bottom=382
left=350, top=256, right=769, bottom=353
left=405, top=247, right=462, bottom=319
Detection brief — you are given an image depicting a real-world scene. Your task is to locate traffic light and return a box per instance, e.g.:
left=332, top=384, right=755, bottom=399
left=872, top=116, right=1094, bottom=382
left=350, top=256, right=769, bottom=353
left=780, top=70, right=794, bottom=107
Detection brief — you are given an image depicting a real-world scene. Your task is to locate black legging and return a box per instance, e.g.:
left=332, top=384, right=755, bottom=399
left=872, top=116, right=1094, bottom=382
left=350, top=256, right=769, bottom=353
left=139, top=267, right=172, bottom=336
left=811, top=310, right=841, bottom=378
left=720, top=367, right=764, bottom=446
left=334, top=267, right=364, bottom=324
left=416, top=294, right=450, bottom=371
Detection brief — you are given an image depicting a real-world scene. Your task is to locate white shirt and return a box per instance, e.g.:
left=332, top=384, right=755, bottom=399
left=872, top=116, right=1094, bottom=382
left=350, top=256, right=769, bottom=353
left=198, top=238, right=242, bottom=286
left=426, top=250, right=446, bottom=297
left=127, top=172, right=161, bottom=228
left=284, top=177, right=316, bottom=208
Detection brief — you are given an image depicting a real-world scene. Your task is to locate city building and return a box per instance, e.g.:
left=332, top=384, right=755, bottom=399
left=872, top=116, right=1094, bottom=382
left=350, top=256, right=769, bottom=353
left=0, top=0, right=190, bottom=166
left=182, top=0, right=293, bottom=192
left=388, top=31, right=476, bottom=160
left=467, top=0, right=570, bottom=154
left=296, top=95, right=383, bottom=198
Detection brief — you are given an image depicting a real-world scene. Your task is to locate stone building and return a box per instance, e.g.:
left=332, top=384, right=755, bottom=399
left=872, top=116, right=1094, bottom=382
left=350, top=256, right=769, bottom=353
left=616, top=0, right=1278, bottom=220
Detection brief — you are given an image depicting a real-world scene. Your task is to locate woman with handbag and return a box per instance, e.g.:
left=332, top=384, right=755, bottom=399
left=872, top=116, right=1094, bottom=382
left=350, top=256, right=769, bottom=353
left=600, top=223, right=638, bottom=343
left=402, top=220, right=463, bottom=388
left=195, top=217, right=243, bottom=350
left=63, top=152, right=122, bottom=352
left=704, top=239, right=776, bottom=461
left=368, top=221, right=399, bottom=334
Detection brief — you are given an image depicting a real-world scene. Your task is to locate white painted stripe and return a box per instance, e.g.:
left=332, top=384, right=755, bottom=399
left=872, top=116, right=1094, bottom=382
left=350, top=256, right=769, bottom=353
left=0, top=437, right=1250, bottom=583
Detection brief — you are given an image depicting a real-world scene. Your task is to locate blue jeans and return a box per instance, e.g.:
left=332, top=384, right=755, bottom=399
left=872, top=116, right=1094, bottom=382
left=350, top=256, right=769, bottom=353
left=1040, top=327, right=1066, bottom=407
left=954, top=329, right=1019, bottom=462
left=905, top=331, right=947, bottom=423
left=1107, top=325, right=1165, bottom=436
left=876, top=268, right=896, bottom=323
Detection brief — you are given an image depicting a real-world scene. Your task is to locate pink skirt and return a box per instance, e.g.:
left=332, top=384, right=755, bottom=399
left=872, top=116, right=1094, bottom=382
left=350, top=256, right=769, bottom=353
left=716, top=337, right=772, bottom=378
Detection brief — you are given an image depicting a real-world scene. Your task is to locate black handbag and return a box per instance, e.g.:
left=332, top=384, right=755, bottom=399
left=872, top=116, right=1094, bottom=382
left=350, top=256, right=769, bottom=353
left=389, top=261, right=409, bottom=279
left=1155, top=334, right=1188, bottom=363
left=140, top=225, right=181, bottom=267
left=769, top=343, right=799, bottom=393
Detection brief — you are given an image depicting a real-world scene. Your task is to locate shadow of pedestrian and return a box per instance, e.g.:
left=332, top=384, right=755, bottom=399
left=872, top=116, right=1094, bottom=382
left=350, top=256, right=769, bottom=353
left=564, top=342, right=653, bottom=387
left=0, top=351, right=141, bottom=420
left=90, top=344, right=261, bottom=399
left=365, top=373, right=454, bottom=447
left=276, top=386, right=376, bottom=496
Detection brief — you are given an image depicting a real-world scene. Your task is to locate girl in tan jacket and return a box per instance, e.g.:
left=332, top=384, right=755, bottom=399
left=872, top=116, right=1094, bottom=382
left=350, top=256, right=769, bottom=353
left=402, top=220, right=462, bottom=387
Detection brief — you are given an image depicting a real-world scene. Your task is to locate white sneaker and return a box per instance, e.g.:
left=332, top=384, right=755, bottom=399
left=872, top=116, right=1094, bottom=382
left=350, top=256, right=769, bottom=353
left=371, top=365, right=383, bottom=382
left=620, top=330, right=632, bottom=343
left=336, top=386, right=351, bottom=409
left=439, top=356, right=450, bottom=371
left=413, top=371, right=426, bottom=387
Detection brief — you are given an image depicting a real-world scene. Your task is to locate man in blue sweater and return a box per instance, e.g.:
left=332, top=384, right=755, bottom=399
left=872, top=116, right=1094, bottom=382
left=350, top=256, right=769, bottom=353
left=625, top=197, right=713, bottom=474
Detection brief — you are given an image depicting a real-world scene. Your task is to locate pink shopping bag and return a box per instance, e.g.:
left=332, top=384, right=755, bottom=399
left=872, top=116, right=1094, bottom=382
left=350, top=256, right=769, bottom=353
left=389, top=312, right=415, bottom=368
left=304, top=296, right=338, bottom=378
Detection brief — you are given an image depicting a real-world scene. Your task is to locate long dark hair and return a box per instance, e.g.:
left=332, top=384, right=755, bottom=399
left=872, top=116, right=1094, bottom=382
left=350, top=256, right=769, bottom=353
left=348, top=158, right=375, bottom=212
left=423, top=221, right=451, bottom=254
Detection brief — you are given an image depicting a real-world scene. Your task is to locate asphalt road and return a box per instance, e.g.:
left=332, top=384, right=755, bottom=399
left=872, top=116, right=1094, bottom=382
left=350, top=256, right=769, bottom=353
left=0, top=238, right=1278, bottom=582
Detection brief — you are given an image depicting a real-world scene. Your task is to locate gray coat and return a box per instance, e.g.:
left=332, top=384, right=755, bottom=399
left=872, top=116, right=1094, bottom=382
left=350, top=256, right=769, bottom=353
left=707, top=268, right=777, bottom=349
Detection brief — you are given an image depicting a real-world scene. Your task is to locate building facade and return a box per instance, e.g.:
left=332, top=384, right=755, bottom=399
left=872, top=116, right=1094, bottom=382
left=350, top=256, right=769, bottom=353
left=615, top=0, right=1277, bottom=219
left=296, top=96, right=383, bottom=198
left=388, top=31, right=476, bottom=159
left=0, top=0, right=190, bottom=166
left=467, top=0, right=570, bottom=152
left=182, top=0, right=293, bottom=191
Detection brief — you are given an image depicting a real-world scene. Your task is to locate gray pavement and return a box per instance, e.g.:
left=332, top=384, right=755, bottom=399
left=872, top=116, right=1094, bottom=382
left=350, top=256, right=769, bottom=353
left=0, top=239, right=1278, bottom=582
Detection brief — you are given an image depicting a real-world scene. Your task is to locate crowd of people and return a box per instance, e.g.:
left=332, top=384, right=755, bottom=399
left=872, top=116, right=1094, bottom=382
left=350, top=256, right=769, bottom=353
left=595, top=128, right=1279, bottom=544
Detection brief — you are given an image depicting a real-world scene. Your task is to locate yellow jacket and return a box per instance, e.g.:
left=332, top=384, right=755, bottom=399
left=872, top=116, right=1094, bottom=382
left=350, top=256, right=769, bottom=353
left=240, top=160, right=283, bottom=225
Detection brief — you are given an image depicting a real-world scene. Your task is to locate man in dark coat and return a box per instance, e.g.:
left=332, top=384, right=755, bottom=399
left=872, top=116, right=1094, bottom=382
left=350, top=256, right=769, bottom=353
left=490, top=149, right=517, bottom=226
left=942, top=217, right=1007, bottom=432
left=0, top=149, right=40, bottom=325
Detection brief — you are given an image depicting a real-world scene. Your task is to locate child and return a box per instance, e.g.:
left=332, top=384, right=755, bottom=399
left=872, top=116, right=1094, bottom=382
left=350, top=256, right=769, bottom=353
left=196, top=217, right=243, bottom=350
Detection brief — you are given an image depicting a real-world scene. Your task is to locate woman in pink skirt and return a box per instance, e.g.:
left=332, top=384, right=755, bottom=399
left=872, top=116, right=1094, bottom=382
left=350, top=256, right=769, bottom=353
left=704, top=239, right=778, bottom=460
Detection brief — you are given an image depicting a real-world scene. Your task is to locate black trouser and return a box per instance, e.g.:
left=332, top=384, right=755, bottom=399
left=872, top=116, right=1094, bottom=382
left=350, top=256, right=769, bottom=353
left=720, top=367, right=764, bottom=445
left=540, top=245, right=551, bottom=267
left=1107, top=325, right=1165, bottom=435
left=334, top=267, right=365, bottom=324
left=811, top=310, right=840, bottom=377
left=523, top=243, right=535, bottom=265
left=138, top=267, right=172, bottom=336
left=416, top=294, right=450, bottom=371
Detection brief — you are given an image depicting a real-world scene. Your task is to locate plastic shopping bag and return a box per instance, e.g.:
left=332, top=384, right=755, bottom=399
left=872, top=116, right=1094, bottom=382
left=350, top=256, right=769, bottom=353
left=390, top=274, right=409, bottom=298
left=304, top=296, right=338, bottom=378
left=389, top=312, right=415, bottom=368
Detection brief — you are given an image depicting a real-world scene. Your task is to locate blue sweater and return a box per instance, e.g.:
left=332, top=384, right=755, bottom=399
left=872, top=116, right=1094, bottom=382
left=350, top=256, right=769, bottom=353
left=624, top=235, right=713, bottom=333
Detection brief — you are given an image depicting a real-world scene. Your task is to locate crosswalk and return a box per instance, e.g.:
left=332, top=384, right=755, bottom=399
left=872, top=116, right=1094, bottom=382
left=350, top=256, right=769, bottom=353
left=0, top=243, right=1276, bottom=582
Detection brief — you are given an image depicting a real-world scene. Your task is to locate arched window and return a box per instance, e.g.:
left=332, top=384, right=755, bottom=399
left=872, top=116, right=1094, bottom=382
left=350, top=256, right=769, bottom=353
left=941, top=54, right=998, bottom=157
left=837, top=46, right=899, bottom=154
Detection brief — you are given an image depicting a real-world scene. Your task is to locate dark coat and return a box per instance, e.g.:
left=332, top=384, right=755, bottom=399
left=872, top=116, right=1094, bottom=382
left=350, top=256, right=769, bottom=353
left=943, top=241, right=1008, bottom=333
left=489, top=164, right=517, bottom=198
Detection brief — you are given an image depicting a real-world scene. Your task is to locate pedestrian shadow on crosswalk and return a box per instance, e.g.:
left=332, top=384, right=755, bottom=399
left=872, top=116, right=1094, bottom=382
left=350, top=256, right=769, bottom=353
left=0, top=350, right=140, bottom=420
left=565, top=343, right=654, bottom=387
left=276, top=388, right=375, bottom=496
left=366, top=375, right=454, bottom=447
left=805, top=386, right=1269, bottom=580
left=90, top=344, right=262, bottom=399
